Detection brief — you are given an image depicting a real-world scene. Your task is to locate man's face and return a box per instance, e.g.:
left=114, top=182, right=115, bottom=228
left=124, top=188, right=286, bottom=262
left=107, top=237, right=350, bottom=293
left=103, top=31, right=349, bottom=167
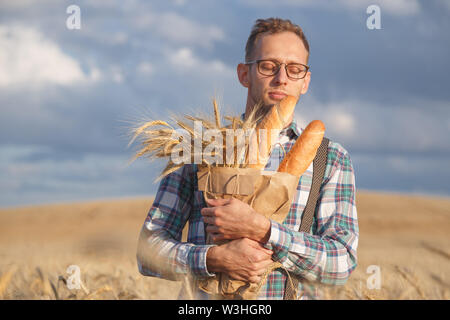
left=238, top=31, right=311, bottom=117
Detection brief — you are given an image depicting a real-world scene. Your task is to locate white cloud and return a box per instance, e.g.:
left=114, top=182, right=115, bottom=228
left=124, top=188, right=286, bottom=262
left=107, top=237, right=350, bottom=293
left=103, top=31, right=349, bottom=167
left=240, top=0, right=313, bottom=6
left=0, top=24, right=100, bottom=87
left=172, top=0, right=187, bottom=6
left=169, top=47, right=197, bottom=69
left=168, top=47, right=233, bottom=75
left=0, top=144, right=157, bottom=207
left=326, top=110, right=356, bottom=137
left=341, top=0, right=420, bottom=16
left=134, top=11, right=225, bottom=49
left=89, top=68, right=102, bottom=82
left=0, top=0, right=58, bottom=9
left=295, top=101, right=356, bottom=140
left=240, top=0, right=420, bottom=16
left=295, top=96, right=450, bottom=154
left=111, top=31, right=128, bottom=45
left=137, top=62, right=154, bottom=75
left=436, top=0, right=450, bottom=12
left=111, top=66, right=124, bottom=83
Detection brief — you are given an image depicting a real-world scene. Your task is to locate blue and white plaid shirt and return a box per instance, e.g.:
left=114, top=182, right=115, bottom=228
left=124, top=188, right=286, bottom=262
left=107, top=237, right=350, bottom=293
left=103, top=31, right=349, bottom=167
left=137, top=119, right=359, bottom=300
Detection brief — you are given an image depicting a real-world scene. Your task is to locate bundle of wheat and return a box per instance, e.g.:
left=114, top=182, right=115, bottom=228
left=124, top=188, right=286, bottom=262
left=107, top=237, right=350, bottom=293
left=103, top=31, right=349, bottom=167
left=128, top=98, right=262, bottom=181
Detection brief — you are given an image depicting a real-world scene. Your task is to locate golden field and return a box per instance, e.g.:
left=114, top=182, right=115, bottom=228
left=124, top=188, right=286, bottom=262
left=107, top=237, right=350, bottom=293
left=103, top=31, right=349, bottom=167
left=0, top=191, right=449, bottom=300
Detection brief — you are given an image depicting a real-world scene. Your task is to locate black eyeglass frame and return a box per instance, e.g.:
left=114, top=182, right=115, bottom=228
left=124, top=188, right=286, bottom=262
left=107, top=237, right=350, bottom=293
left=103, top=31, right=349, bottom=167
left=245, top=59, right=310, bottom=80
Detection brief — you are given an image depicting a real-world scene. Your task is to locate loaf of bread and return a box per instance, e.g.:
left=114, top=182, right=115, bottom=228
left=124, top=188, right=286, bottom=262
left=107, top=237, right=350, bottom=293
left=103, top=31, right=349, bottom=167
left=247, top=96, right=298, bottom=169
left=277, top=120, right=325, bottom=176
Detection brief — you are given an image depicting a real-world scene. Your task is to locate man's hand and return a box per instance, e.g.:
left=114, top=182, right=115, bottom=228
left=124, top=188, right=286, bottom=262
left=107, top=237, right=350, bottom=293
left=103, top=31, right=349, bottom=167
left=201, top=197, right=271, bottom=243
left=206, top=238, right=274, bottom=283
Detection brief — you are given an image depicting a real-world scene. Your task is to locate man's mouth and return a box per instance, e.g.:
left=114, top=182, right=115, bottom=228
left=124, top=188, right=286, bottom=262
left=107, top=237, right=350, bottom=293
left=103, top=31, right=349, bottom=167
left=268, top=91, right=287, bottom=100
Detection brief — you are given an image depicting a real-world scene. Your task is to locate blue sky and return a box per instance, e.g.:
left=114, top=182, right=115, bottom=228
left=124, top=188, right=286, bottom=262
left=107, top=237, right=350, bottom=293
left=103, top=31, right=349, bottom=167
left=0, top=0, right=449, bottom=207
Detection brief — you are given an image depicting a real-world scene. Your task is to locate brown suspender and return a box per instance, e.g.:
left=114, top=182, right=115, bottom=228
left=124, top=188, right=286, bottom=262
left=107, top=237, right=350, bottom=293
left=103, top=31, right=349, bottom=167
left=283, top=137, right=329, bottom=300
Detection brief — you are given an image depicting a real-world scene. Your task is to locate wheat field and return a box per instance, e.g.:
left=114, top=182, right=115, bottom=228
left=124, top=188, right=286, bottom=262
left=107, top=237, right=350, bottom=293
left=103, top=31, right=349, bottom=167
left=0, top=191, right=449, bottom=300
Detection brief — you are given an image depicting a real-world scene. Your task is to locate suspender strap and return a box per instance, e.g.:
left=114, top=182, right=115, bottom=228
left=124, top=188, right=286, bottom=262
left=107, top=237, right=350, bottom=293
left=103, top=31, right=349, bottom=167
left=283, top=137, right=329, bottom=300
left=299, top=137, right=329, bottom=233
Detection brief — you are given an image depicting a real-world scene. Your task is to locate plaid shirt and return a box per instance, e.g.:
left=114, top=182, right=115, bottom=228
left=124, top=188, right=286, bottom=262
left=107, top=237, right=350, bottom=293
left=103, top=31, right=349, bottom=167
left=137, top=119, right=359, bottom=300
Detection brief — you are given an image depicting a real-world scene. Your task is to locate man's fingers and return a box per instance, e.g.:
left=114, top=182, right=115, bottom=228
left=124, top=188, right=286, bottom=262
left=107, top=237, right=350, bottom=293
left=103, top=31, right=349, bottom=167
left=228, top=273, right=260, bottom=284
left=256, top=259, right=275, bottom=272
left=246, top=240, right=273, bottom=256
left=249, top=276, right=261, bottom=284
left=205, top=228, right=227, bottom=242
left=206, top=198, right=231, bottom=207
left=201, top=207, right=215, bottom=217
left=255, top=244, right=274, bottom=256
left=206, top=225, right=220, bottom=234
left=260, top=247, right=274, bottom=256
left=251, top=250, right=274, bottom=264
left=203, top=216, right=215, bottom=225
left=212, top=234, right=226, bottom=242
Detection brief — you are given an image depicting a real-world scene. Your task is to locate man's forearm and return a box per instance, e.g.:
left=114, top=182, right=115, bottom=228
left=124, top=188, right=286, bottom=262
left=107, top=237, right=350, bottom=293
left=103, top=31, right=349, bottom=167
left=137, top=226, right=216, bottom=280
left=205, top=245, right=222, bottom=273
left=266, top=220, right=358, bottom=285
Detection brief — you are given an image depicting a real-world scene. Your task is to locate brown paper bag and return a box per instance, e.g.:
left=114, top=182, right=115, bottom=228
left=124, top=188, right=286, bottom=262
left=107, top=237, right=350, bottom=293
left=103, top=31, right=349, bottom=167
left=196, top=166, right=299, bottom=300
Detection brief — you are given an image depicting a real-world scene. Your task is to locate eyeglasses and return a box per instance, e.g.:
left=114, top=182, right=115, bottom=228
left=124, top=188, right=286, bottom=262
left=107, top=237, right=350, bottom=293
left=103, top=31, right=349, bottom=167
left=245, top=59, right=309, bottom=80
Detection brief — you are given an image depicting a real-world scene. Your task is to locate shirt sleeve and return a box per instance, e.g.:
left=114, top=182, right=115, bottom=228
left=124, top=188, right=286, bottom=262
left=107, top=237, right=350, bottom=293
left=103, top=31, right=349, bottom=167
left=266, top=144, right=359, bottom=285
left=136, top=164, right=216, bottom=280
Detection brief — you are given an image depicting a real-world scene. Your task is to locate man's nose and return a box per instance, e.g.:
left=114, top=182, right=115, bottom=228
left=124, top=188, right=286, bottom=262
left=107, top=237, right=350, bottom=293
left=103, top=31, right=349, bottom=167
left=273, top=64, right=289, bottom=85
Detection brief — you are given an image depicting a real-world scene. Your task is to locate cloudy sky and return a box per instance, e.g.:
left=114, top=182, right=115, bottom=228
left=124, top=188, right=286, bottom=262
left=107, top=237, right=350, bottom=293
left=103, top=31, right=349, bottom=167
left=0, top=0, right=449, bottom=207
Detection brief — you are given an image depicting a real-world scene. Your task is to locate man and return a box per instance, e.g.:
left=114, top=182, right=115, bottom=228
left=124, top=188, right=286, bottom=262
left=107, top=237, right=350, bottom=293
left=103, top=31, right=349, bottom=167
left=137, top=18, right=359, bottom=300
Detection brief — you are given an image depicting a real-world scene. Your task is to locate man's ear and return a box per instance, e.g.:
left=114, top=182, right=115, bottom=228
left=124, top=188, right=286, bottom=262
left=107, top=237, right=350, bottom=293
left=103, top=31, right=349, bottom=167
left=237, top=63, right=250, bottom=88
left=300, top=71, right=311, bottom=95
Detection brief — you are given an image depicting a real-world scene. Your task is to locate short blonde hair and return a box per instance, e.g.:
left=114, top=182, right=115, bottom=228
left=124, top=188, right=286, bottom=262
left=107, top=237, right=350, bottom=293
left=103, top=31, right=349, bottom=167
left=245, top=17, right=310, bottom=63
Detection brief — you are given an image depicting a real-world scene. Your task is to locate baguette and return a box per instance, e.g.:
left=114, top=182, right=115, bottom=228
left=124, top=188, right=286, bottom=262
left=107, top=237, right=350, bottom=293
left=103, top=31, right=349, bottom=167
left=247, top=95, right=298, bottom=169
left=277, top=120, right=325, bottom=176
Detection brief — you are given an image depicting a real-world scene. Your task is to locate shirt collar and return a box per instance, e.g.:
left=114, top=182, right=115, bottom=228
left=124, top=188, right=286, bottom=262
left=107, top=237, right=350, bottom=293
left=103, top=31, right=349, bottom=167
left=280, top=117, right=301, bottom=138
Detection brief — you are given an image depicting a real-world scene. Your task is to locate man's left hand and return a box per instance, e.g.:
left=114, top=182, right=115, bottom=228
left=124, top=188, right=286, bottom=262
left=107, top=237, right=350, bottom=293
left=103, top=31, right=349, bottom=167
left=201, top=197, right=271, bottom=243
